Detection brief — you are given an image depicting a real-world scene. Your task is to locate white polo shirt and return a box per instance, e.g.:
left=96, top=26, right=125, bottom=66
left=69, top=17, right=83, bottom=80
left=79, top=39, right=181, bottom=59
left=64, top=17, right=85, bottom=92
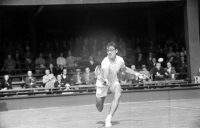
left=101, top=55, right=126, bottom=85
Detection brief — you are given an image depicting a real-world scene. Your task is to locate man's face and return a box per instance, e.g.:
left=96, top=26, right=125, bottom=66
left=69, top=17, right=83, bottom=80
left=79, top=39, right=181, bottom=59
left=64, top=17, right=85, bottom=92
left=167, top=63, right=171, bottom=68
left=156, top=63, right=161, bottom=70
left=152, top=58, right=156, bottom=63
left=8, top=55, right=11, bottom=59
left=57, top=75, right=62, bottom=81
left=63, top=69, right=67, bottom=75
left=45, top=70, right=50, bottom=75
left=4, top=75, right=9, bottom=81
left=131, top=65, right=136, bottom=70
left=107, top=46, right=117, bottom=60
left=85, top=68, right=90, bottom=73
left=49, top=64, right=53, bottom=68
left=28, top=71, right=32, bottom=77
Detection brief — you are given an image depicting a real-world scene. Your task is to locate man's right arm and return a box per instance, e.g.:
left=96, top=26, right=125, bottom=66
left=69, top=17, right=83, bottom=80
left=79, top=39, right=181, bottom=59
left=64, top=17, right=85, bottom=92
left=101, top=58, right=109, bottom=85
left=102, top=68, right=109, bottom=85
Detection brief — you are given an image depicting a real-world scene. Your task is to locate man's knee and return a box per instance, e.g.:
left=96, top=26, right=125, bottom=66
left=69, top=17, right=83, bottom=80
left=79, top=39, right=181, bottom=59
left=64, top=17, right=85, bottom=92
left=96, top=103, right=103, bottom=112
left=114, top=91, right=121, bottom=100
left=96, top=97, right=105, bottom=112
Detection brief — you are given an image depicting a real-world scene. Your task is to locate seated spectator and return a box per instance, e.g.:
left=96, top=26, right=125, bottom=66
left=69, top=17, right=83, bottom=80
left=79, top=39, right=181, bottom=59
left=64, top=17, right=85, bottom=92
left=176, top=53, right=187, bottom=73
left=3, top=54, right=16, bottom=74
left=149, top=57, right=157, bottom=70
left=139, top=65, right=151, bottom=79
left=86, top=56, right=97, bottom=72
left=49, top=63, right=58, bottom=76
left=61, top=68, right=71, bottom=87
left=57, top=52, right=66, bottom=68
left=131, top=65, right=137, bottom=71
left=165, top=62, right=176, bottom=80
left=71, top=68, right=82, bottom=85
left=43, top=69, right=56, bottom=89
left=82, top=67, right=95, bottom=85
left=1, top=75, right=12, bottom=90
left=54, top=75, right=65, bottom=88
left=35, top=53, right=46, bottom=74
left=66, top=50, right=76, bottom=68
left=24, top=70, right=37, bottom=88
left=151, top=63, right=165, bottom=81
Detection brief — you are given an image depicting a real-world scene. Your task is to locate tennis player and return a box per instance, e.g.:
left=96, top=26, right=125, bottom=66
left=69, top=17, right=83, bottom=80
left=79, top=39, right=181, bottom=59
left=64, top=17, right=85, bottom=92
left=95, top=41, right=146, bottom=127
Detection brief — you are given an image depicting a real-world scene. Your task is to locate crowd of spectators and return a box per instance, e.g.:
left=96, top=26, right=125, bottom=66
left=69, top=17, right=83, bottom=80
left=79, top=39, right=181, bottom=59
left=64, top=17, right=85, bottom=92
left=0, top=35, right=188, bottom=91
left=1, top=36, right=187, bottom=74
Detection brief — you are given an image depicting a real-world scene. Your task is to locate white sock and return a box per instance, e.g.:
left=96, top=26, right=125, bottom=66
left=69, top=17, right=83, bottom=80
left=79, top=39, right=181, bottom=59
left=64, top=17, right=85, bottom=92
left=106, top=114, right=112, bottom=121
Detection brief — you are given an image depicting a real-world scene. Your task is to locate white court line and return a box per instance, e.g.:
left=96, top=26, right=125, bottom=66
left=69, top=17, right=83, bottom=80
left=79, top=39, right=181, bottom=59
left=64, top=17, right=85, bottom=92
left=166, top=106, right=200, bottom=111
left=1, top=98, right=200, bottom=113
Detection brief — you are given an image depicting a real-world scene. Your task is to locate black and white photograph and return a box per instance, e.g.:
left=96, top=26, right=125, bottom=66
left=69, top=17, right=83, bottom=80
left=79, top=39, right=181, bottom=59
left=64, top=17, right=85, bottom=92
left=0, top=0, right=200, bottom=128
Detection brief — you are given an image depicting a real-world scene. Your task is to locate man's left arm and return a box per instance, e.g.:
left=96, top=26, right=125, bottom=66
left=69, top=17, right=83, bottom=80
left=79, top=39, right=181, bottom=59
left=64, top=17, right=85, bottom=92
left=120, top=59, right=149, bottom=79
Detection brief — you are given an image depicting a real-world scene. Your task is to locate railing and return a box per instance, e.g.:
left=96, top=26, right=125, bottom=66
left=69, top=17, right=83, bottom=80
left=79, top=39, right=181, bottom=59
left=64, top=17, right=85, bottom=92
left=0, top=79, right=196, bottom=99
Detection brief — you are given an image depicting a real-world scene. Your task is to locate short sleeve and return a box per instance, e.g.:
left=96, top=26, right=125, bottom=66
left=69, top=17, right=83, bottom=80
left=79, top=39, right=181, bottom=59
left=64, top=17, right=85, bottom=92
left=120, top=57, right=126, bottom=71
left=101, top=58, right=109, bottom=69
left=121, top=58, right=126, bottom=68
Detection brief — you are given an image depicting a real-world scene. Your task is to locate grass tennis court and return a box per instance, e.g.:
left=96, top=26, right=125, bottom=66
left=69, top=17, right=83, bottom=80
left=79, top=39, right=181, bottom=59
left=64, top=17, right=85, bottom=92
left=1, top=89, right=200, bottom=128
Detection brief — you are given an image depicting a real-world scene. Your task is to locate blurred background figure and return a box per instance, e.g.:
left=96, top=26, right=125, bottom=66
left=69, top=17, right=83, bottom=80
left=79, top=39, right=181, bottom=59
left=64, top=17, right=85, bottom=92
left=54, top=74, right=64, bottom=89
left=43, top=69, right=56, bottom=89
left=49, top=63, right=58, bottom=76
left=61, top=68, right=71, bottom=89
left=165, top=62, right=176, bottom=80
left=66, top=50, right=76, bottom=68
left=139, top=65, right=151, bottom=82
left=57, top=52, right=66, bottom=70
left=82, top=67, right=95, bottom=85
left=24, top=70, right=37, bottom=88
left=35, top=53, right=46, bottom=74
left=72, top=68, right=82, bottom=85
left=151, top=63, right=165, bottom=81
left=2, top=54, right=16, bottom=74
left=1, top=75, right=12, bottom=90
left=86, top=56, right=97, bottom=72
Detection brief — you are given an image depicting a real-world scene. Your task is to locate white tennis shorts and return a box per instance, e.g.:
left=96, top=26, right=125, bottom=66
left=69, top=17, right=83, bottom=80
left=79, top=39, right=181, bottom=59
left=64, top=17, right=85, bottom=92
left=96, top=80, right=121, bottom=97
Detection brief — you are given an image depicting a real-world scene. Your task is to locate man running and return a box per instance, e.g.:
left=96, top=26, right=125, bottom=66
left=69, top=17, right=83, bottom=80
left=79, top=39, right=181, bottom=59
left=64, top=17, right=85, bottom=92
left=95, top=41, right=146, bottom=127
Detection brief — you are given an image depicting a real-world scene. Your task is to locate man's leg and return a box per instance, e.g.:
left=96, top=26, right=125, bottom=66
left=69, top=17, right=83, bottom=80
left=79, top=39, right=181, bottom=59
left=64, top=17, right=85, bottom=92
left=105, top=84, right=122, bottom=127
left=96, top=96, right=106, bottom=112
left=108, top=84, right=122, bottom=116
left=96, top=85, right=109, bottom=112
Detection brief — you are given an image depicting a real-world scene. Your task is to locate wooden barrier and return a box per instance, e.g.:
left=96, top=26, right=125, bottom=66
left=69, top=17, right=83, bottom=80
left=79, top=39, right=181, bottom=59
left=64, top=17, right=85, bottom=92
left=0, top=79, right=194, bottom=98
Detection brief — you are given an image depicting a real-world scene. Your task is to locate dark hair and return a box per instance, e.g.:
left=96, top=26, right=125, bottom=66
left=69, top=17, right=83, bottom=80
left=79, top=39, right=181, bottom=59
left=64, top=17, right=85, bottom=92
left=106, top=41, right=118, bottom=49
